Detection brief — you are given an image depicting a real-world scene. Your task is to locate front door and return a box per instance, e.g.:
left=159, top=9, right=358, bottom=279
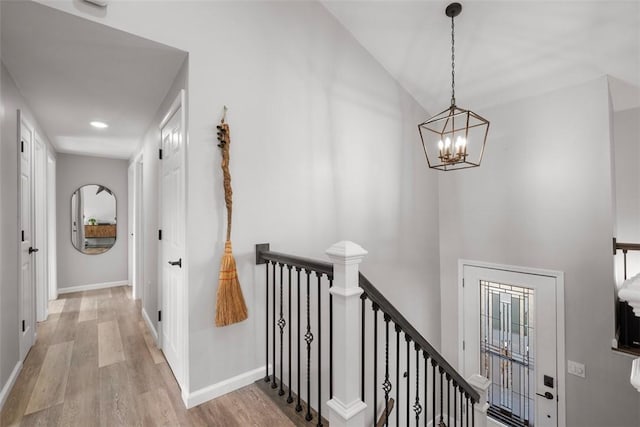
left=19, top=113, right=36, bottom=359
left=159, top=91, right=186, bottom=389
left=462, top=264, right=561, bottom=427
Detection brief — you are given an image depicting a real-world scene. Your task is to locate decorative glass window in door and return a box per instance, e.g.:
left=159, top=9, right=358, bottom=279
left=481, top=280, right=535, bottom=427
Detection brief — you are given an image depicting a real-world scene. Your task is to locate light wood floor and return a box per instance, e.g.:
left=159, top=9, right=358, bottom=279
left=0, top=286, right=296, bottom=427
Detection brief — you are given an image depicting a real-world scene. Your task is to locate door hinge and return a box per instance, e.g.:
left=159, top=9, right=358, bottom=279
left=20, top=140, right=24, bottom=153
left=158, top=229, right=162, bottom=240
left=159, top=148, right=163, bottom=160
left=462, top=278, right=465, bottom=287
left=463, top=340, right=465, bottom=351
left=22, top=320, right=25, bottom=332
left=21, top=230, right=25, bottom=242
left=158, top=310, right=162, bottom=322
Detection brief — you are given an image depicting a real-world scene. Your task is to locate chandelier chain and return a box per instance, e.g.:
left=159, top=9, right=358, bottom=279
left=451, top=15, right=456, bottom=106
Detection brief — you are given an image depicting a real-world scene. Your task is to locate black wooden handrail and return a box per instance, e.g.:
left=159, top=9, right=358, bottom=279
left=359, top=273, right=480, bottom=404
left=255, top=243, right=480, bottom=406
left=256, top=244, right=334, bottom=278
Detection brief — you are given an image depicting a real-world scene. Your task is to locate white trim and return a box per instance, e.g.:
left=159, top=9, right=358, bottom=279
left=458, top=259, right=567, bottom=427
left=58, top=280, right=127, bottom=294
left=184, top=366, right=266, bottom=409
left=141, top=307, right=158, bottom=344
left=0, top=361, right=23, bottom=412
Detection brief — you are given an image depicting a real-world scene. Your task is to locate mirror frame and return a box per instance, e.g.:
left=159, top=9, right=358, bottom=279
left=70, top=183, right=117, bottom=255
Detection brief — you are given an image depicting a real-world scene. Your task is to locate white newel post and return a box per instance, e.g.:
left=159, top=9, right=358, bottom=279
left=467, top=374, right=490, bottom=427
left=326, top=241, right=368, bottom=427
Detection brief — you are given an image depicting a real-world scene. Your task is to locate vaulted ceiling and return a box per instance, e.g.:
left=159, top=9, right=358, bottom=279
left=322, top=0, right=640, bottom=114
left=1, top=1, right=638, bottom=160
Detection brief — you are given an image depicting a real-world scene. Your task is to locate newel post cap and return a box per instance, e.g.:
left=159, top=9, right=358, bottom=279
left=467, top=374, right=491, bottom=392
left=326, top=241, right=368, bottom=264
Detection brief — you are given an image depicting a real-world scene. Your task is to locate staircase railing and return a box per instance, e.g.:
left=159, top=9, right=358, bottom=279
left=256, top=241, right=488, bottom=427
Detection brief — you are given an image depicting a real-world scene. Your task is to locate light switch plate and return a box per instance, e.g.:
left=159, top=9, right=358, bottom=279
left=568, top=360, right=585, bottom=378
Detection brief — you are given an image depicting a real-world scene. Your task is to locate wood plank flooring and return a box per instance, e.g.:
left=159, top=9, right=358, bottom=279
left=0, top=286, right=297, bottom=426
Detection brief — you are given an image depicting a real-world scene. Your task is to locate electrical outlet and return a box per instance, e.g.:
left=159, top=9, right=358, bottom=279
left=568, top=360, right=585, bottom=378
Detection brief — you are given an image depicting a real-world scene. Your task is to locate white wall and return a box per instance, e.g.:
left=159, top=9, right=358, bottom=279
left=39, top=0, right=441, bottom=400
left=439, top=77, right=639, bottom=427
left=56, top=153, right=128, bottom=288
left=613, top=106, right=640, bottom=281
left=0, top=61, right=55, bottom=401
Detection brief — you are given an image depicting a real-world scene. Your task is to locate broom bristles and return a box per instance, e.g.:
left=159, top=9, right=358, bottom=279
left=215, top=241, right=248, bottom=327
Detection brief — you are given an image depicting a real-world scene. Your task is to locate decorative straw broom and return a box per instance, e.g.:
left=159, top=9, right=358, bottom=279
left=215, top=107, right=248, bottom=327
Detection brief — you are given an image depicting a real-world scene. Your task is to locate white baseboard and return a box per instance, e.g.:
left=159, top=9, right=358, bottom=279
left=0, top=361, right=23, bottom=412
left=58, top=280, right=128, bottom=294
left=184, top=366, right=267, bottom=409
left=141, top=307, right=158, bottom=344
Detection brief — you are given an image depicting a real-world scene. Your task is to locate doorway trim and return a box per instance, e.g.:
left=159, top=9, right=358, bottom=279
left=47, top=153, right=57, bottom=301
left=17, top=109, right=36, bottom=360
left=458, top=259, right=566, bottom=427
left=34, top=132, right=48, bottom=322
left=157, top=89, right=189, bottom=401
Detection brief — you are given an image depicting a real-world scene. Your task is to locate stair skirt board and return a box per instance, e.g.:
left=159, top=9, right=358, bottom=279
left=185, top=365, right=269, bottom=409
left=0, top=361, right=23, bottom=412
left=57, top=280, right=128, bottom=294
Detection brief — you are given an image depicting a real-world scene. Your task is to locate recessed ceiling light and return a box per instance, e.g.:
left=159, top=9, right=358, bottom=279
left=90, top=121, right=108, bottom=129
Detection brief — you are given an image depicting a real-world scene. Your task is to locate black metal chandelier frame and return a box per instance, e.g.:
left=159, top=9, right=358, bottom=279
left=418, top=2, right=490, bottom=171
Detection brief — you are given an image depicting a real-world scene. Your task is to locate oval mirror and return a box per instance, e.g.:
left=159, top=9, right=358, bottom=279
left=71, top=184, right=117, bottom=254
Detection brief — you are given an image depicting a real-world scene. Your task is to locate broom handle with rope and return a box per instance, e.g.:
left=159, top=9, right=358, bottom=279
left=220, top=106, right=233, bottom=242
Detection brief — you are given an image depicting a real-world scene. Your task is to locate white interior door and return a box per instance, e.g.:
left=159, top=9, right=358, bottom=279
left=34, top=133, right=48, bottom=322
left=19, top=113, right=36, bottom=359
left=159, top=90, right=186, bottom=389
left=462, top=263, right=561, bottom=427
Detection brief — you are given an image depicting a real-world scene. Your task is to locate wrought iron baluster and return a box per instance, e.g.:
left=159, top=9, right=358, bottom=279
left=424, top=351, right=428, bottom=427
left=414, top=344, right=422, bottom=424
left=316, top=272, right=323, bottom=427
left=446, top=373, right=451, bottom=427
left=295, top=267, right=303, bottom=412
left=406, top=335, right=411, bottom=424
left=329, top=277, right=333, bottom=400
left=372, top=303, right=379, bottom=423
left=439, top=367, right=444, bottom=426
left=265, top=262, right=270, bottom=383
left=383, top=314, right=392, bottom=426
left=361, top=294, right=366, bottom=401
left=460, top=387, right=464, bottom=427
left=271, top=261, right=277, bottom=389
left=432, top=359, right=436, bottom=427
left=453, top=381, right=457, bottom=427
left=395, top=324, right=401, bottom=427
left=278, top=263, right=285, bottom=396
left=472, top=401, right=475, bottom=427
left=465, top=392, right=469, bottom=427
left=305, top=269, right=313, bottom=422
left=287, top=265, right=293, bottom=403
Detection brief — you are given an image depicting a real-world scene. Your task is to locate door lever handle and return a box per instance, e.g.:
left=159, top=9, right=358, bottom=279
left=168, top=258, right=182, bottom=268
left=536, top=391, right=554, bottom=400
left=28, top=247, right=39, bottom=254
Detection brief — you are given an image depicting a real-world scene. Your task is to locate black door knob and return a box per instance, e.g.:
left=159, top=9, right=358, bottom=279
left=536, top=391, right=554, bottom=400
left=168, top=258, right=182, bottom=268
left=28, top=247, right=39, bottom=254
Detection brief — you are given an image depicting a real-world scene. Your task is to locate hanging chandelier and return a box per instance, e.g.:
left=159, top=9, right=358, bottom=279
left=418, top=2, right=489, bottom=171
